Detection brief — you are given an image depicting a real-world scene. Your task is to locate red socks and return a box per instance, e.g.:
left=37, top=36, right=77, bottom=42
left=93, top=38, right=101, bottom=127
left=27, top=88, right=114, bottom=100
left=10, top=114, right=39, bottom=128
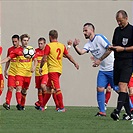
left=56, top=90, right=64, bottom=109
left=16, top=92, right=22, bottom=105
left=129, top=94, right=133, bottom=104
left=6, top=90, right=12, bottom=105
left=43, top=92, right=51, bottom=107
left=52, top=93, right=59, bottom=109
left=105, top=91, right=111, bottom=104
left=38, top=93, right=43, bottom=107
left=21, top=94, right=27, bottom=107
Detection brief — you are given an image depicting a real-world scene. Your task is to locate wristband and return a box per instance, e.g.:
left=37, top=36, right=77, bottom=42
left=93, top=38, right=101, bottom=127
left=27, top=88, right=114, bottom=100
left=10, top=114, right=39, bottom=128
left=67, top=45, right=71, bottom=48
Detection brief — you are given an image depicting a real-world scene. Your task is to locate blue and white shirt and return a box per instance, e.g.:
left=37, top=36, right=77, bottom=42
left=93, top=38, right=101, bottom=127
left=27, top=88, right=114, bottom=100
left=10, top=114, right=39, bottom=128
left=83, top=34, right=114, bottom=71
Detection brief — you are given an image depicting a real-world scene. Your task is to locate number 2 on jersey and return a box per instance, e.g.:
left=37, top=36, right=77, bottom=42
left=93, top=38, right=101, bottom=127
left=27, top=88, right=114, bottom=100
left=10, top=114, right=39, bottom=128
left=56, top=48, right=61, bottom=60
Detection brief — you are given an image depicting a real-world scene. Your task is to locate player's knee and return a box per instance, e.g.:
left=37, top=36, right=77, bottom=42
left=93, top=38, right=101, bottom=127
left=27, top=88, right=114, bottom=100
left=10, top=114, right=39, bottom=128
left=97, top=87, right=104, bottom=92
left=8, top=87, right=14, bottom=92
left=21, top=89, right=27, bottom=95
left=38, top=88, right=42, bottom=93
left=16, top=86, right=22, bottom=92
left=41, top=84, right=46, bottom=89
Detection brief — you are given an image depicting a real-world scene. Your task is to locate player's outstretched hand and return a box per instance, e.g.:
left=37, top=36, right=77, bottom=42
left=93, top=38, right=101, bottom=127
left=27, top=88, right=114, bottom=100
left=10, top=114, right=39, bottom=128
left=67, top=40, right=73, bottom=46
left=74, top=63, right=79, bottom=70
left=73, top=39, right=80, bottom=47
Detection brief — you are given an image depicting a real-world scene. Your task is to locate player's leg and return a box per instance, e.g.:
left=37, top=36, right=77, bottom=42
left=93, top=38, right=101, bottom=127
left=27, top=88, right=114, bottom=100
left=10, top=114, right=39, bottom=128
left=35, top=76, right=43, bottom=109
left=105, top=84, right=112, bottom=110
left=21, top=76, right=31, bottom=110
left=0, top=74, right=4, bottom=96
left=41, top=74, right=49, bottom=110
left=40, top=74, right=52, bottom=111
left=40, top=86, right=51, bottom=111
left=3, top=75, right=16, bottom=110
left=15, top=75, right=23, bottom=110
left=50, top=72, right=65, bottom=112
left=96, top=71, right=108, bottom=116
left=52, top=89, right=59, bottom=110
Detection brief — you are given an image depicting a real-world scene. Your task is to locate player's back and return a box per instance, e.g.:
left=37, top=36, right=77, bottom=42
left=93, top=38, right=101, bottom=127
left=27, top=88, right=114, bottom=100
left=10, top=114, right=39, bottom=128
left=47, top=42, right=66, bottom=73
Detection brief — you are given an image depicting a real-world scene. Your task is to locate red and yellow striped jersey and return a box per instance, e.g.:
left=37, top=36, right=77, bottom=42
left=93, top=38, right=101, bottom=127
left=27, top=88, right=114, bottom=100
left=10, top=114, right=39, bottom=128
left=0, top=46, right=2, bottom=74
left=7, top=46, right=18, bottom=76
left=9, top=46, right=35, bottom=77
left=35, top=48, right=48, bottom=76
left=44, top=41, right=68, bottom=74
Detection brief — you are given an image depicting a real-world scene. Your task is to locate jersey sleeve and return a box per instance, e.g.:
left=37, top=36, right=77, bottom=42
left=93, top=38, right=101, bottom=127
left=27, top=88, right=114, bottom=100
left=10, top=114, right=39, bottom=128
left=63, top=45, right=68, bottom=55
left=32, top=52, right=38, bottom=60
left=44, top=45, right=50, bottom=55
left=0, top=46, right=2, bottom=55
left=98, top=35, right=111, bottom=48
left=83, top=43, right=90, bottom=53
left=9, top=49, right=17, bottom=59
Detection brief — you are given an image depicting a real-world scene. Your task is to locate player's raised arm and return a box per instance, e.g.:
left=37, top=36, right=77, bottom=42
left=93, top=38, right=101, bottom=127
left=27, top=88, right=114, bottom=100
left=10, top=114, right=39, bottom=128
left=73, top=39, right=87, bottom=55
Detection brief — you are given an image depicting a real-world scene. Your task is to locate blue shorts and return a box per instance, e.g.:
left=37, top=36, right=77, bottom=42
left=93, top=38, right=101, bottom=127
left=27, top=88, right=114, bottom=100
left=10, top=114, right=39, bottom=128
left=97, top=70, right=115, bottom=89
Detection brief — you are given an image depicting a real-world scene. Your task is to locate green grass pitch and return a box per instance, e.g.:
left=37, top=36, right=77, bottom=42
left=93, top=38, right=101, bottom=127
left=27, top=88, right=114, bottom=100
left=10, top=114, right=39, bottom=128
left=0, top=106, right=133, bottom=133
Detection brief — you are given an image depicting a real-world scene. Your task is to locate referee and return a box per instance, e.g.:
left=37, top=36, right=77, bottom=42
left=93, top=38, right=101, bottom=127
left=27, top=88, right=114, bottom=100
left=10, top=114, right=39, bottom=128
left=110, top=10, right=133, bottom=121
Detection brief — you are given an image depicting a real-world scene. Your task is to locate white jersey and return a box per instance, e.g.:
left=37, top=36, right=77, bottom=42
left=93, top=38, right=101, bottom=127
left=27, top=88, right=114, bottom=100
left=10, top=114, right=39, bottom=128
left=83, top=34, right=114, bottom=71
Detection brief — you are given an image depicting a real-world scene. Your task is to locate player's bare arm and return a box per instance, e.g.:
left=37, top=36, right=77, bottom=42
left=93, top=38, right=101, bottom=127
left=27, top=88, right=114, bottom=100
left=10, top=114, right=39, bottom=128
left=39, top=55, right=47, bottom=75
left=0, top=56, right=11, bottom=64
left=93, top=48, right=112, bottom=67
left=63, top=40, right=73, bottom=58
left=73, top=39, right=87, bottom=55
left=65, top=53, right=79, bottom=70
left=31, top=58, right=38, bottom=73
left=4, top=61, right=10, bottom=79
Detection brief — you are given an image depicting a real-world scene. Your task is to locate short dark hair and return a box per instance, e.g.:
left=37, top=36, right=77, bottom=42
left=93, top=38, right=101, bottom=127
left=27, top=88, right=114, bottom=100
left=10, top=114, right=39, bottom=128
left=84, top=23, right=95, bottom=31
left=20, top=34, right=30, bottom=41
left=38, top=37, right=46, bottom=43
left=49, top=30, right=58, bottom=39
left=116, top=10, right=128, bottom=18
left=12, top=34, right=19, bottom=40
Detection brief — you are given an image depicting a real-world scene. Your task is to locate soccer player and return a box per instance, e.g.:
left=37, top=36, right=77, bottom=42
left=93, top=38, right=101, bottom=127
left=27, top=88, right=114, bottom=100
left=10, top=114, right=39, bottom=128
left=110, top=10, right=133, bottom=121
left=3, top=35, right=20, bottom=110
left=72, top=23, right=115, bottom=116
left=35, top=37, right=59, bottom=110
left=39, top=30, right=79, bottom=112
left=0, top=34, right=38, bottom=110
left=0, top=46, right=4, bottom=96
left=34, top=37, right=48, bottom=110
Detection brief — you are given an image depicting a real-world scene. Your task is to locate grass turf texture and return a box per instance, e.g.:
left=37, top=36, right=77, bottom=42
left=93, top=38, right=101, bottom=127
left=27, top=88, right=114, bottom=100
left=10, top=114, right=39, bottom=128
left=0, top=106, right=133, bottom=133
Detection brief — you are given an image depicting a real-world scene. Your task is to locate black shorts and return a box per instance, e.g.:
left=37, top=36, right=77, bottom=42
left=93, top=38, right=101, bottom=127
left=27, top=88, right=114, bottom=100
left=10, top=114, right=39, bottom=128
left=114, top=59, right=132, bottom=85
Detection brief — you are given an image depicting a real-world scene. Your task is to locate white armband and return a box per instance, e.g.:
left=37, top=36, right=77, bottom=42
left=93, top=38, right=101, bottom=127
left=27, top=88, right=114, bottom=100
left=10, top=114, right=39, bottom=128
left=67, top=45, right=71, bottom=48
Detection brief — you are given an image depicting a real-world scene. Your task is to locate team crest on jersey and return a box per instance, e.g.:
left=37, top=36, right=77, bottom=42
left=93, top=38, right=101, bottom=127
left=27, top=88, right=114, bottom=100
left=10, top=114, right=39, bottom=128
left=122, top=38, right=128, bottom=46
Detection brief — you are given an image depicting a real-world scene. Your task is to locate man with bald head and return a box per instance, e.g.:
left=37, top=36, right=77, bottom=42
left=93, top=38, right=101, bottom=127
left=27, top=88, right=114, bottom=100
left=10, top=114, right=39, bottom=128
left=110, top=10, right=133, bottom=121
